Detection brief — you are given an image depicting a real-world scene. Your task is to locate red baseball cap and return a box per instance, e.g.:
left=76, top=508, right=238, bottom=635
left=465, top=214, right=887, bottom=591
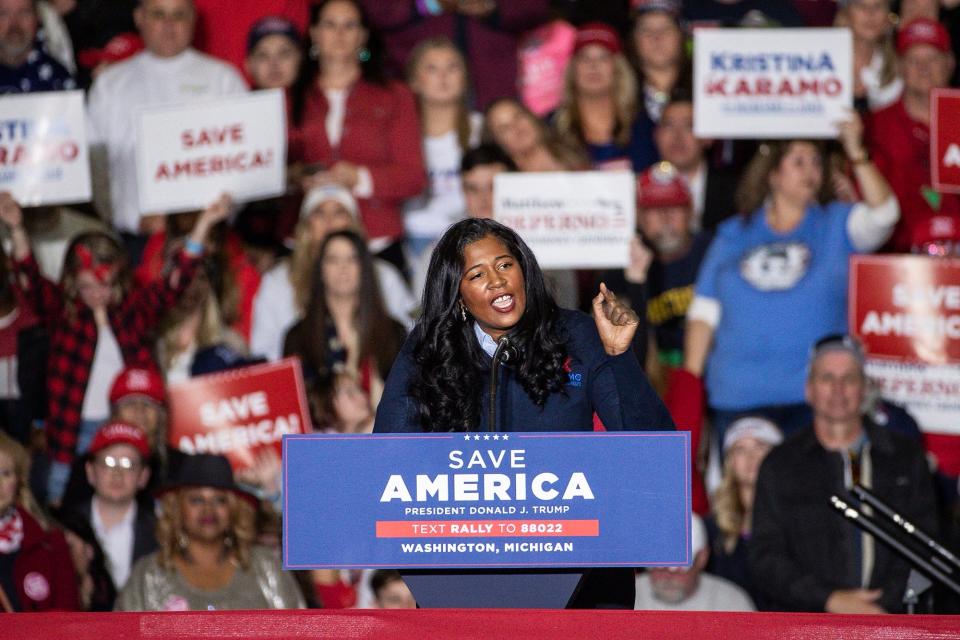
left=574, top=22, right=622, bottom=55
left=897, top=18, right=951, bottom=55
left=109, top=368, right=165, bottom=406
left=77, top=33, right=144, bottom=69
left=637, top=162, right=692, bottom=209
left=89, top=421, right=151, bottom=459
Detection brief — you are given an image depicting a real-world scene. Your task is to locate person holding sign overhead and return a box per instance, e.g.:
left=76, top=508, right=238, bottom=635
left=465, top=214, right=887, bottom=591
left=0, top=190, right=232, bottom=505
left=374, top=218, right=674, bottom=608
left=683, top=113, right=898, bottom=445
left=87, top=0, right=247, bottom=263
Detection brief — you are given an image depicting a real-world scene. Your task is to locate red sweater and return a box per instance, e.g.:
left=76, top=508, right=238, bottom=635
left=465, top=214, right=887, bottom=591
left=290, top=80, right=427, bottom=241
left=191, top=0, right=310, bottom=81
left=868, top=100, right=960, bottom=252
left=7, top=507, right=80, bottom=611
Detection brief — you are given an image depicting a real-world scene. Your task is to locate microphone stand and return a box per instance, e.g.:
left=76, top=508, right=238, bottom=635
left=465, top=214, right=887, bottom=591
left=487, top=336, right=513, bottom=432
left=830, top=494, right=960, bottom=613
left=850, top=484, right=960, bottom=573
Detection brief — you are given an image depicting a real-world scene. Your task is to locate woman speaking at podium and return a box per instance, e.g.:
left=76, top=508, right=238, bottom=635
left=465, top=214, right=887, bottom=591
left=374, top=218, right=673, bottom=434
left=374, top=218, right=673, bottom=609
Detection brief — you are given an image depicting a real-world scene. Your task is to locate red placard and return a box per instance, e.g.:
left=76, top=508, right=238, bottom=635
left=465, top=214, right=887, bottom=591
left=931, top=88, right=960, bottom=194
left=849, top=255, right=960, bottom=364
left=168, top=358, right=310, bottom=472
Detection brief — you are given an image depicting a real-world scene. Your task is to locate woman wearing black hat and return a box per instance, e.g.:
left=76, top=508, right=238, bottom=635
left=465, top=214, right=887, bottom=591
left=115, top=454, right=304, bottom=611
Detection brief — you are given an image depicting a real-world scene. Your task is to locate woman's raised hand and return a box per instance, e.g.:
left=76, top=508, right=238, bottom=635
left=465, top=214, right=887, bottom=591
left=591, top=282, right=639, bottom=356
left=0, top=191, right=23, bottom=229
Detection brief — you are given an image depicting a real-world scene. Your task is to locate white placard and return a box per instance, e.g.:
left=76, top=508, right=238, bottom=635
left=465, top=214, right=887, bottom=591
left=494, top=171, right=634, bottom=269
left=693, top=28, right=853, bottom=139
left=135, top=89, right=286, bottom=214
left=0, top=91, right=91, bottom=206
left=865, top=359, right=960, bottom=436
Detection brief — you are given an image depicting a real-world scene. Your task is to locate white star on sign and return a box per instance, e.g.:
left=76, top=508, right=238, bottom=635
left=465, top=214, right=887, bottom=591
left=502, top=434, right=509, bottom=440
left=464, top=434, right=471, bottom=440
left=492, top=434, right=500, bottom=440
left=474, top=434, right=481, bottom=441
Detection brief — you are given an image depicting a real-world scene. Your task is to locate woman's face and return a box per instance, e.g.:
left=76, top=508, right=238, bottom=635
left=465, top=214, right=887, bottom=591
left=0, top=450, right=17, bottom=513
left=180, top=487, right=231, bottom=544
left=847, top=0, right=891, bottom=44
left=246, top=34, right=302, bottom=90
left=321, top=236, right=361, bottom=298
left=633, top=12, right=682, bottom=71
left=76, top=270, right=114, bottom=310
left=114, top=399, right=162, bottom=448
left=727, top=436, right=773, bottom=487
left=486, top=101, right=540, bottom=158
left=411, top=46, right=466, bottom=106
left=459, top=235, right=526, bottom=342
left=573, top=44, right=616, bottom=98
left=307, top=201, right=355, bottom=246
left=769, top=142, right=823, bottom=206
left=310, top=0, right=366, bottom=66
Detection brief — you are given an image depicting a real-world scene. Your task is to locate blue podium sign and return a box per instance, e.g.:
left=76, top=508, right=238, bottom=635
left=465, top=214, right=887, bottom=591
left=283, top=431, right=690, bottom=570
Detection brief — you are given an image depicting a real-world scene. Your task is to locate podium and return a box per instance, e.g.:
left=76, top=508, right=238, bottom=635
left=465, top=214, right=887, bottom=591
left=283, top=432, right=690, bottom=609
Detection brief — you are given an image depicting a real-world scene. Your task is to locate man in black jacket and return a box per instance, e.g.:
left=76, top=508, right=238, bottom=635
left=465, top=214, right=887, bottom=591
left=749, top=335, right=938, bottom=613
left=68, top=422, right=157, bottom=591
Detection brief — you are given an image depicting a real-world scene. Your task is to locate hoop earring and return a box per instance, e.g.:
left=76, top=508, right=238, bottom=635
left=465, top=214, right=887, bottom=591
left=358, top=47, right=370, bottom=63
left=177, top=530, right=188, bottom=550
left=309, top=44, right=319, bottom=60
left=459, top=301, right=467, bottom=322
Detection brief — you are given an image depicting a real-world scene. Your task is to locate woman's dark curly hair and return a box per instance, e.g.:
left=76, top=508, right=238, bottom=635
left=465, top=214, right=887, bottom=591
left=409, top=219, right=568, bottom=432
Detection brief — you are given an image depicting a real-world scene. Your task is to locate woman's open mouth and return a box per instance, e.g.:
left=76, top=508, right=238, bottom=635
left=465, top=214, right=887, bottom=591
left=491, top=294, right=515, bottom=313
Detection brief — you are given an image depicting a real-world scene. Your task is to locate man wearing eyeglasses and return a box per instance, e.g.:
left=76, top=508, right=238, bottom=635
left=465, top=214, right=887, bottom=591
left=75, top=421, right=157, bottom=591
left=749, top=335, right=938, bottom=614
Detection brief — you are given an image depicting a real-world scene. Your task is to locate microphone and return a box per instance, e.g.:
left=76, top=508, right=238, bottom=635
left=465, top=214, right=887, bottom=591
left=488, top=336, right=516, bottom=432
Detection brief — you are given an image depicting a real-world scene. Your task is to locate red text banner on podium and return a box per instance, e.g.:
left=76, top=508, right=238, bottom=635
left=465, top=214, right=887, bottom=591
left=168, top=358, right=309, bottom=473
left=849, top=255, right=960, bottom=472
left=283, top=431, right=690, bottom=569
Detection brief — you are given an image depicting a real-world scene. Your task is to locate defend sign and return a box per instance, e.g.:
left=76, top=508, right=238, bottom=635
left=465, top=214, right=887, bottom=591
left=494, top=171, right=634, bottom=269
left=135, top=89, right=286, bottom=214
left=694, top=28, right=853, bottom=138
left=284, top=432, right=690, bottom=569
left=168, top=358, right=309, bottom=473
left=931, top=89, right=960, bottom=193
left=0, top=91, right=91, bottom=206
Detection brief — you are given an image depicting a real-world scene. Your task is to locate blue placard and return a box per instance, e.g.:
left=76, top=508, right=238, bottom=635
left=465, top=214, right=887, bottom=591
left=283, top=431, right=690, bottom=569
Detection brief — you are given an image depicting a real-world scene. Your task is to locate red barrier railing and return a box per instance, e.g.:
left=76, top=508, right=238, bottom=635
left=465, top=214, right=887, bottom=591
left=3, top=609, right=959, bottom=639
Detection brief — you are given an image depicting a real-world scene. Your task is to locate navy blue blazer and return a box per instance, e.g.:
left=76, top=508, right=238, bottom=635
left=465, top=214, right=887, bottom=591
left=374, top=309, right=674, bottom=433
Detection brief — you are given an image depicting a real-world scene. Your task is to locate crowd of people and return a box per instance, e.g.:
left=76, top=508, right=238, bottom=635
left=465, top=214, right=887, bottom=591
left=0, top=0, right=958, bottom=615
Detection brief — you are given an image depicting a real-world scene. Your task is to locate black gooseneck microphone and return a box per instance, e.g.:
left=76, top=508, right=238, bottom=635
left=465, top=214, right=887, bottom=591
left=487, top=335, right=516, bottom=432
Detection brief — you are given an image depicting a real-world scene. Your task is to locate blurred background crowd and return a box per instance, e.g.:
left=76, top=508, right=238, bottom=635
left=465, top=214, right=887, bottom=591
left=0, top=0, right=958, bottom=616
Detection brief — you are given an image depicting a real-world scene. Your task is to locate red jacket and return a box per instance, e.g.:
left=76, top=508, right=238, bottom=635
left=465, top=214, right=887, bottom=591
left=7, top=507, right=80, bottom=611
left=290, top=80, right=427, bottom=241
left=867, top=100, right=960, bottom=252
left=12, top=251, right=199, bottom=465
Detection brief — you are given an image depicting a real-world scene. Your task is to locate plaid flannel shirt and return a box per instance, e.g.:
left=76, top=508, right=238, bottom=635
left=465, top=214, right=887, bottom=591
left=12, top=249, right=199, bottom=465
